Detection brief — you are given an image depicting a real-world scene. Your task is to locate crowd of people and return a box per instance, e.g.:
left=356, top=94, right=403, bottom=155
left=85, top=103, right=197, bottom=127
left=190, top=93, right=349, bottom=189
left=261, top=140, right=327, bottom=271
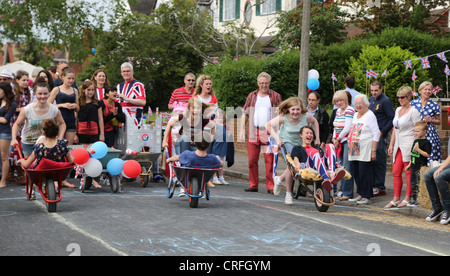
left=0, top=63, right=449, bottom=225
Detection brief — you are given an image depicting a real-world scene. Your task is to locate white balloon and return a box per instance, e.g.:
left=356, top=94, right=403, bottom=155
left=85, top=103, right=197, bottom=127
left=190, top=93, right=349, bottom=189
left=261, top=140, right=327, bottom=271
left=308, top=69, right=320, bottom=80
left=83, top=158, right=103, bottom=177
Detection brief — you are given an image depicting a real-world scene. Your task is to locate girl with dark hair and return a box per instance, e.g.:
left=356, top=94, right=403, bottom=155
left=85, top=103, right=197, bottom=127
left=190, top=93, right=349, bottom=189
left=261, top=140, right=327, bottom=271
left=99, top=85, right=124, bottom=147
left=0, top=82, right=17, bottom=188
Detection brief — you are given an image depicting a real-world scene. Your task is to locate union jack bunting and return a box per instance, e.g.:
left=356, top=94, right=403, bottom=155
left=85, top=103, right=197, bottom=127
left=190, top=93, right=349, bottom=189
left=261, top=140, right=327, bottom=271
left=412, top=70, right=417, bottom=81
left=371, top=70, right=379, bottom=78
left=331, top=73, right=337, bottom=82
left=437, top=52, right=448, bottom=63
left=404, top=60, right=412, bottom=69
left=432, top=86, right=442, bottom=96
left=421, top=56, right=431, bottom=69
left=381, top=69, right=387, bottom=77
left=445, top=65, right=450, bottom=76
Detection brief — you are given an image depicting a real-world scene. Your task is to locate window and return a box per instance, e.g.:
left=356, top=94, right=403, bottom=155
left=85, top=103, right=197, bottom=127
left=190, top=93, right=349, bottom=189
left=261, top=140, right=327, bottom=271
left=220, top=0, right=241, bottom=22
left=256, top=0, right=281, bottom=16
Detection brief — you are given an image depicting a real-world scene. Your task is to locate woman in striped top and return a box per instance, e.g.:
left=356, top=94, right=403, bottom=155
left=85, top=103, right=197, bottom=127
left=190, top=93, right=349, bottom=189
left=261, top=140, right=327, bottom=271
left=332, top=90, right=355, bottom=200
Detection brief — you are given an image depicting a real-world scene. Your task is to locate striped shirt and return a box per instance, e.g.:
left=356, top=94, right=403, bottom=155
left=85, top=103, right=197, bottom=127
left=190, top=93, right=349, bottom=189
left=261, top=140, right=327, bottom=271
left=168, top=86, right=194, bottom=105
left=333, top=106, right=355, bottom=142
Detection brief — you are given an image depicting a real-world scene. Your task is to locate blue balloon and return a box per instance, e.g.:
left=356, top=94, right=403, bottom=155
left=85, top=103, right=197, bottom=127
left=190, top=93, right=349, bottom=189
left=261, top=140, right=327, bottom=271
left=89, top=141, right=108, bottom=159
left=307, top=78, right=320, bottom=91
left=107, top=158, right=124, bottom=176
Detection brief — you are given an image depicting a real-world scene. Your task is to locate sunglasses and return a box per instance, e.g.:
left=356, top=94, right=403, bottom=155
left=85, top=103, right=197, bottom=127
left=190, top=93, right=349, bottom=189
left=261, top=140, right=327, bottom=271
left=0, top=78, right=10, bottom=81
left=397, top=96, right=406, bottom=99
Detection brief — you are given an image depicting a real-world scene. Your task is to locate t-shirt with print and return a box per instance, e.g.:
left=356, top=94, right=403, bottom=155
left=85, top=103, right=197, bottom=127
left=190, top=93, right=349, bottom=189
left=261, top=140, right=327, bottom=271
left=410, top=138, right=431, bottom=169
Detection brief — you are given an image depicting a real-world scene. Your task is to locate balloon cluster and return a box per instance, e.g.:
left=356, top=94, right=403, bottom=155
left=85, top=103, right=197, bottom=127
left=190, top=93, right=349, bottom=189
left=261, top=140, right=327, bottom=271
left=307, top=69, right=320, bottom=91
left=70, top=141, right=141, bottom=179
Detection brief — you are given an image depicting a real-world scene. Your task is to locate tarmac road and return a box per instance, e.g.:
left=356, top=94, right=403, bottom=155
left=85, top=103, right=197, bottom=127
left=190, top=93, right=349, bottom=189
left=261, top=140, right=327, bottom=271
left=1, top=177, right=449, bottom=257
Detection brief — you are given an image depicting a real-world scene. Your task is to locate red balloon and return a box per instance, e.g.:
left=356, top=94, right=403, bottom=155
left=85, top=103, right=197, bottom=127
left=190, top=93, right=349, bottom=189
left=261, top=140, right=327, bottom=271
left=71, top=148, right=90, bottom=165
left=123, top=160, right=141, bottom=178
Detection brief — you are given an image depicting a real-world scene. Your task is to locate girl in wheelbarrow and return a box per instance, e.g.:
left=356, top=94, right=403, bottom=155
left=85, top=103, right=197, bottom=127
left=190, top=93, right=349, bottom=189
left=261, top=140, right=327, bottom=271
left=290, top=126, right=351, bottom=196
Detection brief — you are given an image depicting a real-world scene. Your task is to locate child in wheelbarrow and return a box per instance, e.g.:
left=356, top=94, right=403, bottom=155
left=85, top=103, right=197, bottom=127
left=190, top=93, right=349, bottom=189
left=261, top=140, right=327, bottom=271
left=17, top=119, right=74, bottom=191
left=167, top=131, right=223, bottom=169
left=290, top=126, right=350, bottom=195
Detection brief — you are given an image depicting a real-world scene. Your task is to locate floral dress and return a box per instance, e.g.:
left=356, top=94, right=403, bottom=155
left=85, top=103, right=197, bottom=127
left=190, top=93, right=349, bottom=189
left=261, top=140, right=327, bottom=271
left=32, top=139, right=69, bottom=169
left=410, top=98, right=441, bottom=164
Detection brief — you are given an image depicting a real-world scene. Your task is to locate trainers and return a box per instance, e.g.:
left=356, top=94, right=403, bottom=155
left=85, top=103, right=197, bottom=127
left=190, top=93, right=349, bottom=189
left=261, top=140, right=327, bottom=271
left=178, top=187, right=186, bottom=197
left=426, top=209, right=443, bottom=222
left=212, top=178, right=223, bottom=185
left=373, top=187, right=387, bottom=197
left=348, top=195, right=362, bottom=203
left=356, top=198, right=371, bottom=205
left=440, top=211, right=450, bottom=225
left=284, top=195, right=293, bottom=205
left=274, top=176, right=281, bottom=196
left=219, top=178, right=229, bottom=185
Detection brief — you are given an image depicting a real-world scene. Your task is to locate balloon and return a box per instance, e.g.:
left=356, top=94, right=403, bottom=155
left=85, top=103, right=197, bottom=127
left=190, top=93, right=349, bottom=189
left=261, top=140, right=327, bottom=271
left=307, top=78, right=320, bottom=91
left=89, top=141, right=108, bottom=159
left=83, top=158, right=103, bottom=177
left=123, top=160, right=141, bottom=178
left=121, top=171, right=130, bottom=179
left=71, top=148, right=90, bottom=165
left=308, top=69, right=320, bottom=80
left=107, top=158, right=124, bottom=176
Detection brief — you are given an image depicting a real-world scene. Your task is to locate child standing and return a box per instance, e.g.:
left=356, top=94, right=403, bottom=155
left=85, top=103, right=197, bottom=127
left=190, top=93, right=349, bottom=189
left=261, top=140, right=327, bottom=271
left=210, top=109, right=229, bottom=185
left=0, top=82, right=17, bottom=188
left=405, top=121, right=431, bottom=206
left=99, top=85, right=125, bottom=147
left=77, top=80, right=105, bottom=144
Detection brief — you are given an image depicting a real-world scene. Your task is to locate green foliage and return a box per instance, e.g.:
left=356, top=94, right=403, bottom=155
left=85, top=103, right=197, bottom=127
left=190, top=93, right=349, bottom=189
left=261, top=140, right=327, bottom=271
left=347, top=45, right=428, bottom=107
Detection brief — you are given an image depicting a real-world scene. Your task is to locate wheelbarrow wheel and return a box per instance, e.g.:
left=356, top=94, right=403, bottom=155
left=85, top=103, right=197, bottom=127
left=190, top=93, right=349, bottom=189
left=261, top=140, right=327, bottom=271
left=314, top=184, right=331, bottom=212
left=108, top=173, right=120, bottom=193
left=81, top=175, right=92, bottom=193
left=140, top=166, right=149, bottom=187
left=189, top=177, right=199, bottom=208
left=45, top=179, right=57, bottom=213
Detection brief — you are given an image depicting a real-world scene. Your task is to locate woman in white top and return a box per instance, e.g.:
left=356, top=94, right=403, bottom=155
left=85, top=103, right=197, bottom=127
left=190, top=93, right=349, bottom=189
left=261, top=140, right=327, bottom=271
left=11, top=82, right=70, bottom=187
left=348, top=94, right=380, bottom=205
left=386, top=86, right=421, bottom=208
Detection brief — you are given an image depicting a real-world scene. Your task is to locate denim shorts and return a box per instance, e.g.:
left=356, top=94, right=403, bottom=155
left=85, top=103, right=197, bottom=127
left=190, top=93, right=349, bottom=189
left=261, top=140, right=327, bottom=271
left=21, top=143, right=35, bottom=157
left=0, top=133, right=12, bottom=140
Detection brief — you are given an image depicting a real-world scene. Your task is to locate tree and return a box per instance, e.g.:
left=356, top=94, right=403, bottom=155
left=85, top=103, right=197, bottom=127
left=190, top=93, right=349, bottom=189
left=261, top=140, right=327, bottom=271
left=274, top=3, right=349, bottom=48
left=340, top=0, right=449, bottom=35
left=0, top=0, right=124, bottom=65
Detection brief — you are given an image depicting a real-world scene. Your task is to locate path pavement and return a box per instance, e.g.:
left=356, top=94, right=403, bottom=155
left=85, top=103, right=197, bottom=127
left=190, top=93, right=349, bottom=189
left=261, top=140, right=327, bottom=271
left=223, top=150, right=432, bottom=219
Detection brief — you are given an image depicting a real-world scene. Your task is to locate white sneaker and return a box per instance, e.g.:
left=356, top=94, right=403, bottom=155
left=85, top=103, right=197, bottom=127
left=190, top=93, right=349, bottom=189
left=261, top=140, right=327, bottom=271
left=219, top=178, right=229, bottom=185
left=212, top=178, right=223, bottom=185
left=348, top=195, right=362, bottom=203
left=274, top=176, right=281, bottom=196
left=356, top=198, right=371, bottom=205
left=178, top=187, right=186, bottom=197
left=284, top=195, right=293, bottom=205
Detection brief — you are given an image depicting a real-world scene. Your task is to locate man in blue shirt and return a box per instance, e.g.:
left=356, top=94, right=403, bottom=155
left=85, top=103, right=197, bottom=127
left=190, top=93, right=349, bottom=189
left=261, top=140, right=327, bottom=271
left=369, top=81, right=394, bottom=196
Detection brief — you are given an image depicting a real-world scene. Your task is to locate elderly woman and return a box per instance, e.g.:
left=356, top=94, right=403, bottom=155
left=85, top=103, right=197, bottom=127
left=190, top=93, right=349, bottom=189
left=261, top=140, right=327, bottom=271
left=331, top=90, right=355, bottom=200
left=385, top=86, right=421, bottom=208
left=410, top=81, right=441, bottom=164
left=348, top=94, right=380, bottom=205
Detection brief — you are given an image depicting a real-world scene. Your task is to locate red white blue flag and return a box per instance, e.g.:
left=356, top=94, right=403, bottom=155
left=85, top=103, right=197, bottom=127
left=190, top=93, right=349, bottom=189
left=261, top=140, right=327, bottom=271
left=445, top=65, right=450, bottom=76
left=421, top=56, right=431, bottom=69
left=331, top=73, right=337, bottom=82
left=404, top=60, right=412, bottom=69
left=437, top=52, right=448, bottom=63
left=412, top=70, right=417, bottom=81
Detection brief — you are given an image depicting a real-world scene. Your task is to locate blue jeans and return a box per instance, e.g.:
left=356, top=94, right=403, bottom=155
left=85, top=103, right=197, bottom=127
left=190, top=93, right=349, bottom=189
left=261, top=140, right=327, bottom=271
left=338, top=141, right=354, bottom=197
left=424, top=166, right=450, bottom=211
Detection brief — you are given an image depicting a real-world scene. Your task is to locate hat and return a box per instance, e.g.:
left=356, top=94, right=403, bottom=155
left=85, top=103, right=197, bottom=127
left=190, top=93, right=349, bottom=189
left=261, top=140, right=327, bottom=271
left=0, top=69, right=14, bottom=79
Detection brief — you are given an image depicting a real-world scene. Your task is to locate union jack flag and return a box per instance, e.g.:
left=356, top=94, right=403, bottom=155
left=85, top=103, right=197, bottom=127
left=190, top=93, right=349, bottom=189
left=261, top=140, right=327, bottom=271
left=366, top=70, right=371, bottom=79
left=421, top=56, right=431, bottom=69
left=412, top=70, right=417, bottom=81
left=437, top=52, right=448, bottom=63
left=331, top=73, right=337, bottom=82
left=432, top=86, right=442, bottom=96
left=371, top=70, right=379, bottom=78
left=404, top=60, right=412, bottom=69
left=445, top=65, right=450, bottom=76
left=381, top=69, right=387, bottom=77
left=412, top=91, right=418, bottom=97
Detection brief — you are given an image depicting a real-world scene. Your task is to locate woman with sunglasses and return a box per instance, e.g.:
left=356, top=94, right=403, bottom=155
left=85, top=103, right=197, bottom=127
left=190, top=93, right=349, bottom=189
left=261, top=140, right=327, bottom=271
left=385, top=86, right=421, bottom=208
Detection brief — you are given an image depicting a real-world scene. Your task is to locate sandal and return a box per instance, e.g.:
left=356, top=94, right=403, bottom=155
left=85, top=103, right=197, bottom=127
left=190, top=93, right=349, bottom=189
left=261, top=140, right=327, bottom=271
left=384, top=200, right=400, bottom=209
left=397, top=200, right=411, bottom=207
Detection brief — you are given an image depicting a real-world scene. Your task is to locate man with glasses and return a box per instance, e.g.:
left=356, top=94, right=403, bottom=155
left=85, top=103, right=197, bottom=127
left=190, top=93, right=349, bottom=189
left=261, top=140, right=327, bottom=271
left=240, top=72, right=281, bottom=194
left=117, top=62, right=146, bottom=126
left=168, top=73, right=196, bottom=110
left=369, top=80, right=394, bottom=197
left=307, top=91, right=329, bottom=149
